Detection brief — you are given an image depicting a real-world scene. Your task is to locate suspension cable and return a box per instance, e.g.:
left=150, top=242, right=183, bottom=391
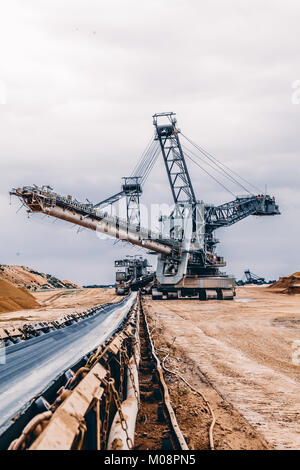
left=141, top=143, right=160, bottom=185
left=184, top=151, right=237, bottom=198
left=138, top=141, right=157, bottom=180
left=131, top=136, right=154, bottom=177
left=182, top=143, right=253, bottom=195
left=181, top=133, right=263, bottom=194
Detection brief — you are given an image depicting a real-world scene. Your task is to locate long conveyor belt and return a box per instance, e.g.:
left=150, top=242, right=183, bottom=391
left=0, top=293, right=137, bottom=434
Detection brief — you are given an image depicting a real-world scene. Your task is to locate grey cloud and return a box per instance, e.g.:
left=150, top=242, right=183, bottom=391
left=0, top=0, right=299, bottom=284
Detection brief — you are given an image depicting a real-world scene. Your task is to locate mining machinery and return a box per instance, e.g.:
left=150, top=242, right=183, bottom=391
left=244, top=269, right=265, bottom=285
left=10, top=112, right=280, bottom=300
left=114, top=256, right=153, bottom=295
left=236, top=269, right=276, bottom=286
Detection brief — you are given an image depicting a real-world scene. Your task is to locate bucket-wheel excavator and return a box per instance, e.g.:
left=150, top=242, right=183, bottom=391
left=114, top=256, right=153, bottom=295
left=10, top=112, right=280, bottom=300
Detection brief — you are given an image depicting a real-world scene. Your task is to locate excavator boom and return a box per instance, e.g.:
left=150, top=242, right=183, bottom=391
left=10, top=186, right=173, bottom=256
left=10, top=112, right=280, bottom=301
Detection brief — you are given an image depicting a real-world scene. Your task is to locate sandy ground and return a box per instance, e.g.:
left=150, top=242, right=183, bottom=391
left=0, top=288, right=119, bottom=329
left=143, top=286, right=300, bottom=450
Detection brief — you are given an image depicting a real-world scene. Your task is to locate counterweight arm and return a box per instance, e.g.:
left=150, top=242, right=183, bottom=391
left=205, top=194, right=280, bottom=232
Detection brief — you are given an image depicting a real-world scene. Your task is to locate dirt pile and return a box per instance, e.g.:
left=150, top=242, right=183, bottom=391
left=0, top=265, right=81, bottom=291
left=269, top=272, right=300, bottom=294
left=0, top=279, right=40, bottom=313
left=0, top=288, right=119, bottom=328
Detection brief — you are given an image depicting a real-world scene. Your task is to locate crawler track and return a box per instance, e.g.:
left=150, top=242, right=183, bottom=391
left=134, top=299, right=188, bottom=450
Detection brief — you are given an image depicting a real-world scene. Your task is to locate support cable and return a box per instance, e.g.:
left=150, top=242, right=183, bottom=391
left=184, top=151, right=237, bottom=198
left=182, top=144, right=253, bottom=195
left=131, top=136, right=154, bottom=177
left=136, top=143, right=156, bottom=180
left=181, top=133, right=263, bottom=194
left=132, top=139, right=157, bottom=179
left=141, top=143, right=160, bottom=185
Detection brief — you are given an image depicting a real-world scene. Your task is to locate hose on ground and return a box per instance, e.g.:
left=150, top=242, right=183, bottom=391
left=161, top=338, right=216, bottom=451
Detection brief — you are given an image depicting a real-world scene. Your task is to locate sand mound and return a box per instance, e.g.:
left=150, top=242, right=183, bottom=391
left=62, top=280, right=80, bottom=289
left=0, top=279, right=40, bottom=313
left=0, top=265, right=81, bottom=291
left=269, top=272, right=300, bottom=294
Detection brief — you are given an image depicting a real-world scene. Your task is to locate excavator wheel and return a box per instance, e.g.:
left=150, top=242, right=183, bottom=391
left=151, top=288, right=163, bottom=300
left=221, top=289, right=234, bottom=300
left=199, top=289, right=206, bottom=301
left=166, top=291, right=178, bottom=300
left=205, top=289, right=218, bottom=300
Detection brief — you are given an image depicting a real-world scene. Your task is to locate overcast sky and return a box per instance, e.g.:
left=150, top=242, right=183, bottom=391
left=0, top=0, right=299, bottom=285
